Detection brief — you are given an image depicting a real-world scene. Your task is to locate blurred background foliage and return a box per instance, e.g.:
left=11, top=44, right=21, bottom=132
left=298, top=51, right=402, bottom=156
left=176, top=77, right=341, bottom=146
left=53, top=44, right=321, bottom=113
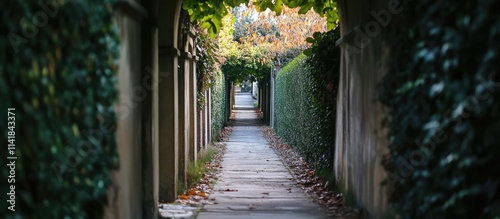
left=0, top=0, right=119, bottom=218
left=380, top=0, right=500, bottom=218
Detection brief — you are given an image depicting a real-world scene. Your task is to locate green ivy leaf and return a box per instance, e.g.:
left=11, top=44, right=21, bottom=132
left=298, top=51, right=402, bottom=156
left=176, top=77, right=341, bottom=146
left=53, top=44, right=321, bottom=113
left=298, top=3, right=313, bottom=14
left=273, top=0, right=284, bottom=15
left=303, top=48, right=312, bottom=56
left=306, top=37, right=315, bottom=43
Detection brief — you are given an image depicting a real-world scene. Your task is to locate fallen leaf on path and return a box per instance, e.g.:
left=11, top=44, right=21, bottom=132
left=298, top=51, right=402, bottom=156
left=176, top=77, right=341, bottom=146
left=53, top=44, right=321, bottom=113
left=261, top=126, right=361, bottom=219
left=222, top=189, right=238, bottom=192
left=186, top=190, right=197, bottom=196
left=161, top=137, right=229, bottom=209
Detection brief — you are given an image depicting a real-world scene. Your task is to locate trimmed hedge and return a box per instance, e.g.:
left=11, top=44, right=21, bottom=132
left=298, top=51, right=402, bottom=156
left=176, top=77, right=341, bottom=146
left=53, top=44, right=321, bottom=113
left=274, top=28, right=340, bottom=171
left=275, top=55, right=319, bottom=161
left=211, top=70, right=226, bottom=140
left=380, top=0, right=500, bottom=218
left=1, top=1, right=119, bottom=218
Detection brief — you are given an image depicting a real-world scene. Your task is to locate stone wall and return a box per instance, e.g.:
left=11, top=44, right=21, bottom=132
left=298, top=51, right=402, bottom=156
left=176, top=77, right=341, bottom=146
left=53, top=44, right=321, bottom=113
left=334, top=0, right=399, bottom=217
left=105, top=0, right=205, bottom=218
left=105, top=2, right=148, bottom=218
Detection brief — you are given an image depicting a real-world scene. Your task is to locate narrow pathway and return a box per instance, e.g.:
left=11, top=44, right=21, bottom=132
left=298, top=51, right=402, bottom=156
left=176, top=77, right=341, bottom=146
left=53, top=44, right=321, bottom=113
left=197, top=94, right=330, bottom=219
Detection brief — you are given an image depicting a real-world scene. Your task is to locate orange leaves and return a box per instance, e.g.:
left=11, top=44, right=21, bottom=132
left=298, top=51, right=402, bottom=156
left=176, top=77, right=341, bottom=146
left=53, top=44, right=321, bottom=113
left=177, top=190, right=207, bottom=200
left=231, top=2, right=327, bottom=61
left=186, top=189, right=197, bottom=196
left=180, top=189, right=208, bottom=199
left=261, top=126, right=360, bottom=217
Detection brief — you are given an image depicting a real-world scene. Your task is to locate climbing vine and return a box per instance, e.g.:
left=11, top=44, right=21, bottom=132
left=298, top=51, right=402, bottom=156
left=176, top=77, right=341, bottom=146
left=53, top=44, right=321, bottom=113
left=195, top=24, right=221, bottom=110
left=305, top=27, right=340, bottom=170
left=380, top=0, right=500, bottom=218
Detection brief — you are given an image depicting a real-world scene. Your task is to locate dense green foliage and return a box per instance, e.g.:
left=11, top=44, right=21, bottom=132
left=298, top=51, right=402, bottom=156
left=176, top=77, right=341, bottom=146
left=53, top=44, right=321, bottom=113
left=211, top=70, right=227, bottom=141
left=275, top=27, right=340, bottom=171
left=220, top=4, right=326, bottom=85
left=275, top=55, right=319, bottom=162
left=196, top=21, right=227, bottom=140
left=196, top=25, right=220, bottom=110
left=1, top=0, right=119, bottom=218
left=222, top=45, right=272, bottom=84
left=304, top=28, right=340, bottom=170
left=380, top=0, right=500, bottom=218
left=217, top=13, right=272, bottom=84
left=182, top=0, right=338, bottom=37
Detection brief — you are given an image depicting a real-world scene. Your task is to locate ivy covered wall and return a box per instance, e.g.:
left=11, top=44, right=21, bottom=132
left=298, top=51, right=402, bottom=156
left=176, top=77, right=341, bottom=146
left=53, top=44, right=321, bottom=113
left=380, top=0, right=500, bottom=218
left=1, top=0, right=119, bottom=218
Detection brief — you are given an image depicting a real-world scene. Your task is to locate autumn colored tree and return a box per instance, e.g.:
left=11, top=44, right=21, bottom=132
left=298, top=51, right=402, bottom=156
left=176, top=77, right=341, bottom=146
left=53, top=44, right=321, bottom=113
left=217, top=2, right=327, bottom=82
left=217, top=13, right=272, bottom=83
left=233, top=3, right=326, bottom=64
left=183, top=0, right=338, bottom=37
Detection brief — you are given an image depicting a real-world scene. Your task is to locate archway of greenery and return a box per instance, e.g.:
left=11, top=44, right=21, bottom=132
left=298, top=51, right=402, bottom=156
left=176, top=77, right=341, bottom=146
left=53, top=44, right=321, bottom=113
left=183, top=0, right=338, bottom=37
left=191, top=1, right=334, bottom=86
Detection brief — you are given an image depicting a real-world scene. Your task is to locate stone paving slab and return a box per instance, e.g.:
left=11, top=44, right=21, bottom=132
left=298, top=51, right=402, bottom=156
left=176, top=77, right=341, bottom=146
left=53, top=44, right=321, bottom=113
left=196, top=108, right=330, bottom=219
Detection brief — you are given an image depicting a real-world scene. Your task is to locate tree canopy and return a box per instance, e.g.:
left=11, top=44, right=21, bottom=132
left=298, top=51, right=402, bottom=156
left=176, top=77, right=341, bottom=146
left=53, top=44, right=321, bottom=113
left=216, top=3, right=327, bottom=83
left=182, top=0, right=338, bottom=37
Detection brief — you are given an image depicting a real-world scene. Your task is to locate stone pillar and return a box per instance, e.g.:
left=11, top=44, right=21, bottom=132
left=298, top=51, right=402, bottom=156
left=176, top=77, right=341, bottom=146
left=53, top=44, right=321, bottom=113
left=261, top=83, right=266, bottom=116
left=177, top=51, right=191, bottom=192
left=197, top=109, right=202, bottom=151
left=198, top=102, right=205, bottom=151
left=259, top=84, right=263, bottom=111
left=140, top=14, right=159, bottom=218
left=203, top=89, right=208, bottom=149
left=158, top=46, right=179, bottom=202
left=188, top=54, right=198, bottom=164
left=207, top=89, right=212, bottom=144
left=112, top=13, right=143, bottom=219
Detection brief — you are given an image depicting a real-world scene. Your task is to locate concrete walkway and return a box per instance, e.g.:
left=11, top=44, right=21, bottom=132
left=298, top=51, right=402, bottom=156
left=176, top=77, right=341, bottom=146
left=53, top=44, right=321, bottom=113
left=234, top=92, right=257, bottom=110
left=197, top=104, right=330, bottom=218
